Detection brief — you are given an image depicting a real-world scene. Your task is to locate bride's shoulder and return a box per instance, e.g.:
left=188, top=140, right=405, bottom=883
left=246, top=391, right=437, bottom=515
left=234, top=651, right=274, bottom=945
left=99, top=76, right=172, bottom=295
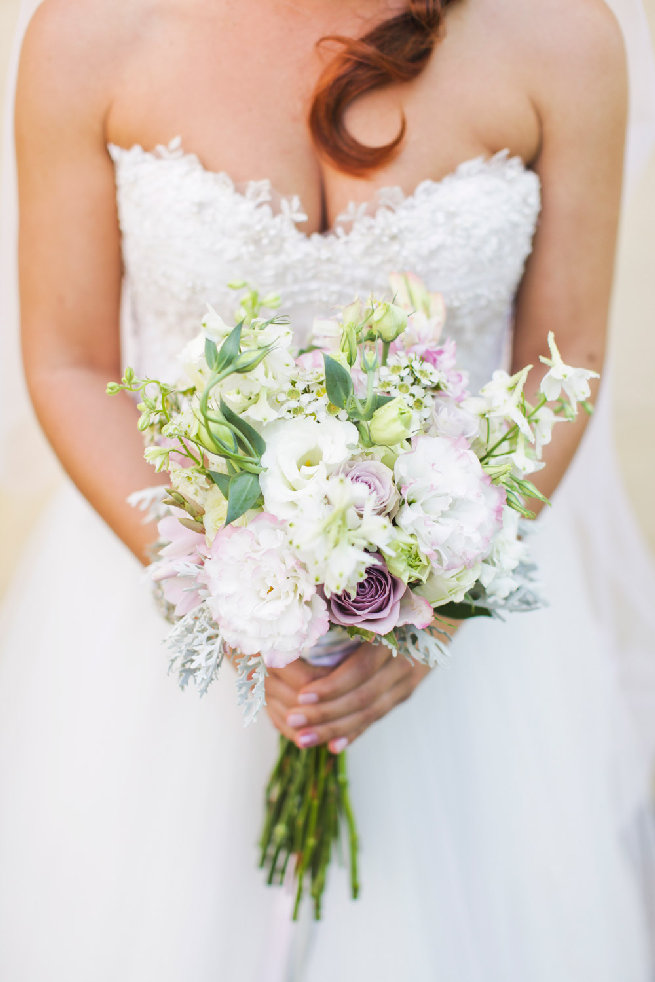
left=16, top=0, right=162, bottom=137
left=18, top=0, right=160, bottom=96
left=478, top=0, right=626, bottom=132
left=485, top=0, right=626, bottom=76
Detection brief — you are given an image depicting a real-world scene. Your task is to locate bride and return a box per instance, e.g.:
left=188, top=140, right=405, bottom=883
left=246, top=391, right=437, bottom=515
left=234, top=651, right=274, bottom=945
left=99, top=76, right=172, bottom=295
left=1, top=0, right=654, bottom=979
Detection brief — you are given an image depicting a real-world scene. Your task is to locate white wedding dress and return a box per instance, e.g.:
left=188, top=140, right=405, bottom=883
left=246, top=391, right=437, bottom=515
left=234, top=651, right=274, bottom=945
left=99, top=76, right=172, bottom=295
left=0, top=140, right=653, bottom=982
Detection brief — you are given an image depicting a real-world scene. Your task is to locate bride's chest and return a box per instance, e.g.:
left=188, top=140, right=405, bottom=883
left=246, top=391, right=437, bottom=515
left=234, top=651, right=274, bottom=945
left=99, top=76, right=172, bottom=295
left=110, top=141, right=541, bottom=388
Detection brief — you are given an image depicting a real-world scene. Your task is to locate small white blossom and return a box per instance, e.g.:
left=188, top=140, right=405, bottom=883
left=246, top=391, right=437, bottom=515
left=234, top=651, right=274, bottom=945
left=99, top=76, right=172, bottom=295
left=540, top=332, right=599, bottom=409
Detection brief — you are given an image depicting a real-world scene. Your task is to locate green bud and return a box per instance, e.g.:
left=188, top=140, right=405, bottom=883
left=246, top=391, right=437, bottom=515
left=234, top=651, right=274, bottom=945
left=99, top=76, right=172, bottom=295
left=368, top=396, right=412, bottom=446
left=195, top=419, right=238, bottom=454
left=369, top=301, right=408, bottom=343
left=339, top=322, right=358, bottom=367
left=232, top=346, right=273, bottom=374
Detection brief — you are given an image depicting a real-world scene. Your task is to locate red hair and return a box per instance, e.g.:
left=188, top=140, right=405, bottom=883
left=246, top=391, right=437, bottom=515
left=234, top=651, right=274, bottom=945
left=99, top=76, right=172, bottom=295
left=309, top=1, right=457, bottom=176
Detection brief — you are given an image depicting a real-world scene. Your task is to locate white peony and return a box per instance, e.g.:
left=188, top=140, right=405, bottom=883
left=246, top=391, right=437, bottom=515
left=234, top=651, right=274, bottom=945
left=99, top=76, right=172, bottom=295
left=394, top=435, right=505, bottom=572
left=204, top=514, right=328, bottom=668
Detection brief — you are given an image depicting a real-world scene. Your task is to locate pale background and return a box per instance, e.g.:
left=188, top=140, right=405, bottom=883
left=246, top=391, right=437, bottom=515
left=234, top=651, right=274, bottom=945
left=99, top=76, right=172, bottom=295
left=1, top=0, right=654, bottom=596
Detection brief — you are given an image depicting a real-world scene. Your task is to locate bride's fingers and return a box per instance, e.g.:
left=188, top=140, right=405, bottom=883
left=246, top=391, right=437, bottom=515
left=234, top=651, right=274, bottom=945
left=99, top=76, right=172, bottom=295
left=264, top=672, right=299, bottom=710
left=296, top=643, right=391, bottom=705
left=292, top=671, right=423, bottom=751
left=287, top=654, right=412, bottom=730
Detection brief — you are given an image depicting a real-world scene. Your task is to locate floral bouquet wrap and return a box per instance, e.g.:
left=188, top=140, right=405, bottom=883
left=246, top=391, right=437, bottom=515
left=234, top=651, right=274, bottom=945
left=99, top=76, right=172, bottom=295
left=109, top=273, right=597, bottom=918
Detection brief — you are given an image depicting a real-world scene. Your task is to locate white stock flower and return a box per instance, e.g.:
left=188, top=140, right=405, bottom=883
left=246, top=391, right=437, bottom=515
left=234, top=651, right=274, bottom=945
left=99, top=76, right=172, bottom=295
left=260, top=417, right=359, bottom=519
left=289, top=475, right=393, bottom=596
left=394, top=435, right=504, bottom=572
left=204, top=514, right=328, bottom=668
left=539, top=332, right=599, bottom=409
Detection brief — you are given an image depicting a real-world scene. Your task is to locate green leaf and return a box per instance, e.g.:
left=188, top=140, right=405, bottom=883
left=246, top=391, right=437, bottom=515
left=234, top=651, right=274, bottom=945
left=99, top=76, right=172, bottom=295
left=205, top=338, right=219, bottom=371
left=216, top=322, right=243, bottom=372
left=208, top=470, right=231, bottom=498
left=372, top=393, right=395, bottom=411
left=438, top=601, right=494, bottom=620
left=225, top=471, right=262, bottom=525
left=219, top=399, right=266, bottom=457
left=323, top=355, right=354, bottom=409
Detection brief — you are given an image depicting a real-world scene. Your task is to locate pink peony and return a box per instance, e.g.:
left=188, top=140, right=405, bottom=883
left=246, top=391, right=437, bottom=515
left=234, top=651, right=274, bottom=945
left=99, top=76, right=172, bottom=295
left=151, top=516, right=207, bottom=616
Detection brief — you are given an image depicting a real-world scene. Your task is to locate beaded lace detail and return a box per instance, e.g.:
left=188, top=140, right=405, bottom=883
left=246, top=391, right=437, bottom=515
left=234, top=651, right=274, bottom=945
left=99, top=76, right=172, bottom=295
left=108, top=138, right=541, bottom=389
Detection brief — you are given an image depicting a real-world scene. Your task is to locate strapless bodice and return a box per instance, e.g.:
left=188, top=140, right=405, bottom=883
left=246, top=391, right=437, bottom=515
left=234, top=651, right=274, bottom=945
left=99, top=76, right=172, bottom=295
left=108, top=139, right=541, bottom=389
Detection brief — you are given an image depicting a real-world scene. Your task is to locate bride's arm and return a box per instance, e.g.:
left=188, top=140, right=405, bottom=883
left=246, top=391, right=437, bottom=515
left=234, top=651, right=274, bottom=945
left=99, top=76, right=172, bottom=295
left=510, top=0, right=627, bottom=504
left=275, top=0, right=628, bottom=752
left=15, top=4, right=162, bottom=564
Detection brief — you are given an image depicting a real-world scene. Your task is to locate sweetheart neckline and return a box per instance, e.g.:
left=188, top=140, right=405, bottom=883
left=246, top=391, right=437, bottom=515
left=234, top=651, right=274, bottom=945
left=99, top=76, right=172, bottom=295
left=107, top=137, right=541, bottom=243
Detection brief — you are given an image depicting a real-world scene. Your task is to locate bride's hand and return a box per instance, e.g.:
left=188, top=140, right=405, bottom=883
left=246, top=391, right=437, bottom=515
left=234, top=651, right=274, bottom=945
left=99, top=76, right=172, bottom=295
left=265, top=644, right=431, bottom=755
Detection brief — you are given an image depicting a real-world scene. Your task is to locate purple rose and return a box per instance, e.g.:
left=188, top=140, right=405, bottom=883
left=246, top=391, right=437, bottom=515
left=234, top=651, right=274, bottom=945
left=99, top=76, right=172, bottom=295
left=342, top=460, right=398, bottom=516
left=328, top=555, right=433, bottom=636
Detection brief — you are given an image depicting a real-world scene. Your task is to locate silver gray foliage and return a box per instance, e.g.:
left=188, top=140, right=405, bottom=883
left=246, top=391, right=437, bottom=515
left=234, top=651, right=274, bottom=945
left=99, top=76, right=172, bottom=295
left=166, top=601, right=224, bottom=696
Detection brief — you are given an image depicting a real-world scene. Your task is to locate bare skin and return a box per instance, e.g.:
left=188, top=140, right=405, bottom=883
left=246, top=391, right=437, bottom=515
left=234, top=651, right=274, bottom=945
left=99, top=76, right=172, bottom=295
left=16, top=0, right=627, bottom=754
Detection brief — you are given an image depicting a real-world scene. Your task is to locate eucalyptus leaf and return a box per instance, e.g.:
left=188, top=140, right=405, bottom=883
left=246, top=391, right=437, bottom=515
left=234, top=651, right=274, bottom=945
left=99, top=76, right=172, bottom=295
left=226, top=471, right=262, bottom=525
left=323, top=355, right=354, bottom=409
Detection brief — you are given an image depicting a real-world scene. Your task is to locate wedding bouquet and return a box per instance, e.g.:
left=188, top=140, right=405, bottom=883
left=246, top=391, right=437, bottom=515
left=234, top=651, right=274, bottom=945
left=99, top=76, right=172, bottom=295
left=109, top=274, right=597, bottom=918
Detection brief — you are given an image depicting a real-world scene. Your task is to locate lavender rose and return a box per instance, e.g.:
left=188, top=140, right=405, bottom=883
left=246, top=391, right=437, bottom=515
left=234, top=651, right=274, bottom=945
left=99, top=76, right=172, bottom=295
left=342, top=460, right=399, bottom=516
left=328, top=554, right=432, bottom=636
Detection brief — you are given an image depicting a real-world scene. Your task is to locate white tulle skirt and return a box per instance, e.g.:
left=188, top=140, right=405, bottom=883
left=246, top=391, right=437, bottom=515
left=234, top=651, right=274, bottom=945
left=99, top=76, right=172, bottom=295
left=0, top=473, right=653, bottom=982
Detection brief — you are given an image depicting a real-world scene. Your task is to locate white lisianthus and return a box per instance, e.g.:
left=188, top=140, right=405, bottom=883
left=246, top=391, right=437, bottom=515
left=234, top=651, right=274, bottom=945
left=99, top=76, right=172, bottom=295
left=260, top=417, right=359, bottom=519
left=414, top=563, right=481, bottom=606
left=204, top=514, right=329, bottom=668
left=539, top=332, right=599, bottom=409
left=289, top=475, right=393, bottom=596
left=394, top=435, right=505, bottom=571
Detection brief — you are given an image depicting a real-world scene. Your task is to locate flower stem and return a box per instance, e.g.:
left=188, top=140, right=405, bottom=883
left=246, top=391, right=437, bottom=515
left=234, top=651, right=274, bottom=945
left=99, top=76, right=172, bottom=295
left=259, top=736, right=360, bottom=920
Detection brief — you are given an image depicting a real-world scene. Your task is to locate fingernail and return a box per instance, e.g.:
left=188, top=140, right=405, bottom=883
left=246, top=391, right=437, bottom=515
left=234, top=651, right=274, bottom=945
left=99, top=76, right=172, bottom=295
left=298, top=692, right=319, bottom=705
left=329, top=737, right=348, bottom=754
left=286, top=712, right=307, bottom=728
left=298, top=732, right=318, bottom=748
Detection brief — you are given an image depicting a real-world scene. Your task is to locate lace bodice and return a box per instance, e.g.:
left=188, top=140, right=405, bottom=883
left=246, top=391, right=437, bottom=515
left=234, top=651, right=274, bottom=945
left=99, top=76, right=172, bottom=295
left=108, top=139, right=541, bottom=390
